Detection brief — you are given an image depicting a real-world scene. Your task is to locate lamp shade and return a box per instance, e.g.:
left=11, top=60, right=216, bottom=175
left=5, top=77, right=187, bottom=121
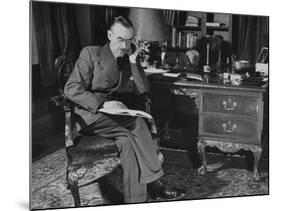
left=128, top=8, right=171, bottom=41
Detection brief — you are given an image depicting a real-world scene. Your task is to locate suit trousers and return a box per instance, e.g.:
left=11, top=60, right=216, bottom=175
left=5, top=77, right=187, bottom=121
left=81, top=114, right=164, bottom=203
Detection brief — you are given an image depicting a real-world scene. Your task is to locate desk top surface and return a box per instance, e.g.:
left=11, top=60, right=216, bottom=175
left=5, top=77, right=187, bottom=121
left=148, top=74, right=268, bottom=93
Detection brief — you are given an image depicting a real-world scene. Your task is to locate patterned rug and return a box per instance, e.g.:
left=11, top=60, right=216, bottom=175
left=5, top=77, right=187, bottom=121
left=31, top=148, right=269, bottom=210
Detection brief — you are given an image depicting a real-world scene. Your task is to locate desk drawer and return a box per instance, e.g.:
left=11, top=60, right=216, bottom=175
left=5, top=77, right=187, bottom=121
left=202, top=92, right=260, bottom=117
left=200, top=115, right=260, bottom=144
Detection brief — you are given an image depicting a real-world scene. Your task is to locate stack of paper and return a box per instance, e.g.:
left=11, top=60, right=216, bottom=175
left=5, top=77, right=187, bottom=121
left=185, top=16, right=200, bottom=26
left=206, top=22, right=221, bottom=27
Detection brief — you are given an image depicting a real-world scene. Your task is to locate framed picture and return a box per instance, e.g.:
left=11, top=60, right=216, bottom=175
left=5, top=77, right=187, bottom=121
left=257, top=47, right=269, bottom=63
left=30, top=0, right=269, bottom=210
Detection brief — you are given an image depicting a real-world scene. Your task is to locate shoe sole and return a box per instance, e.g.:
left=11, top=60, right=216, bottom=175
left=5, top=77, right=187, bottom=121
left=150, top=193, right=185, bottom=202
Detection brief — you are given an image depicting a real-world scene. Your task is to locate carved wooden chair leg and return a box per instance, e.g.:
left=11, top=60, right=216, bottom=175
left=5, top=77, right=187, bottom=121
left=252, top=147, right=262, bottom=182
left=197, top=140, right=207, bottom=176
left=68, top=181, right=81, bottom=207
left=163, top=120, right=170, bottom=141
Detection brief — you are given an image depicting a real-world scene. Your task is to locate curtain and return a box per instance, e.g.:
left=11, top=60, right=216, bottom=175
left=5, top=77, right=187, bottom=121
left=32, top=2, right=81, bottom=87
left=237, top=15, right=269, bottom=64
left=54, top=4, right=81, bottom=61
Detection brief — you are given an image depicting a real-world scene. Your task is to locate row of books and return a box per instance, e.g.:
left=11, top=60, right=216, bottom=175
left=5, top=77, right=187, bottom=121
left=163, top=10, right=225, bottom=28
left=163, top=10, right=185, bottom=26
left=163, top=10, right=176, bottom=26
left=172, top=29, right=200, bottom=48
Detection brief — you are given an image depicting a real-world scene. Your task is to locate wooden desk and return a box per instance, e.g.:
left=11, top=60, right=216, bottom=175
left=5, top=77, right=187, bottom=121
left=148, top=74, right=267, bottom=181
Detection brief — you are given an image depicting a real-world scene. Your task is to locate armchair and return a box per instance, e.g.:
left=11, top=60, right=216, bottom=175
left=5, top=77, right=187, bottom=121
left=51, top=54, right=160, bottom=207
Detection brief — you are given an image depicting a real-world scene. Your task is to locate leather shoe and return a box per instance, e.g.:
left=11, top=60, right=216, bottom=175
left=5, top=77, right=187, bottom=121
left=147, top=179, right=185, bottom=201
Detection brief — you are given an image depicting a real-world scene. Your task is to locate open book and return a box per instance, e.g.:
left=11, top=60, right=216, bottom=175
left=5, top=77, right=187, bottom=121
left=185, top=73, right=203, bottom=81
left=163, top=72, right=202, bottom=81
left=98, top=108, right=153, bottom=119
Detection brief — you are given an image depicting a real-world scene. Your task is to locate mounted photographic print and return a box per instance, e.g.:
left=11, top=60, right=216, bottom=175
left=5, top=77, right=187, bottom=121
left=30, top=0, right=269, bottom=210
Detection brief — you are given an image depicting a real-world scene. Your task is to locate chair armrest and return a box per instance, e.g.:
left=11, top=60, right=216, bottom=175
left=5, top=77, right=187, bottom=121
left=143, top=94, right=151, bottom=114
left=50, top=94, right=76, bottom=148
left=50, top=95, right=66, bottom=107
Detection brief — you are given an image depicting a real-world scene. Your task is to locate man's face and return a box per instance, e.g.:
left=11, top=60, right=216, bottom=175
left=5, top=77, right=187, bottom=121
left=108, top=23, right=134, bottom=57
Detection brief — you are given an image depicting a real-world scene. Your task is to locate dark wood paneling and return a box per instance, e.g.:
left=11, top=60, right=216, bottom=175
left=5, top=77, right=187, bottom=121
left=32, top=64, right=65, bottom=161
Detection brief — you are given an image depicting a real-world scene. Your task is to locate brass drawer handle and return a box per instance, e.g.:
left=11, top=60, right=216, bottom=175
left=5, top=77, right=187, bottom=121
left=222, top=121, right=237, bottom=133
left=222, top=100, right=237, bottom=111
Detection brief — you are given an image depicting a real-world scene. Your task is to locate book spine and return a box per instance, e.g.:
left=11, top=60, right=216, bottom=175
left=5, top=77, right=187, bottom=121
left=178, top=32, right=182, bottom=47
left=182, top=31, right=186, bottom=48
left=171, top=11, right=175, bottom=26
left=172, top=28, right=177, bottom=47
left=176, top=11, right=180, bottom=25
left=186, top=32, right=190, bottom=48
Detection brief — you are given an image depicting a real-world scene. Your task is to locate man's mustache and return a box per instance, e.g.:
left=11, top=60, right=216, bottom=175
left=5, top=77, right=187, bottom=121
left=119, top=48, right=130, bottom=54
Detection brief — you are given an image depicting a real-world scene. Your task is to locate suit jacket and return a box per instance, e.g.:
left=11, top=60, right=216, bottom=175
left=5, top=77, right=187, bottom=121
left=64, top=43, right=150, bottom=127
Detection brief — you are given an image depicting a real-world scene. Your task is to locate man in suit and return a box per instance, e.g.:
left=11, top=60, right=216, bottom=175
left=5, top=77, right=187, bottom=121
left=64, top=16, right=184, bottom=203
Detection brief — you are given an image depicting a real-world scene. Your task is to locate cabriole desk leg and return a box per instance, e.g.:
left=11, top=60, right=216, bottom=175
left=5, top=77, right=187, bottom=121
left=197, top=140, right=207, bottom=176
left=251, top=146, right=262, bottom=182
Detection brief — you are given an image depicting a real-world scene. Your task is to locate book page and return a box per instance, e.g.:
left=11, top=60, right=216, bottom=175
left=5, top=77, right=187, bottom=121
left=185, top=73, right=202, bottom=81
left=98, top=108, right=153, bottom=119
left=163, top=72, right=182, bottom=78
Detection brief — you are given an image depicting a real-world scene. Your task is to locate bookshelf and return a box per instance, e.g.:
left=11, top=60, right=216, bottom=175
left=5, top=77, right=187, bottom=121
left=170, top=11, right=233, bottom=50
left=202, top=12, right=233, bottom=44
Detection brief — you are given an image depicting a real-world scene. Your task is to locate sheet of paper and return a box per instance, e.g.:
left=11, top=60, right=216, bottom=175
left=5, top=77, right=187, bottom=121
left=185, top=73, right=203, bottom=81
left=162, top=72, right=181, bottom=78
left=144, top=68, right=169, bottom=74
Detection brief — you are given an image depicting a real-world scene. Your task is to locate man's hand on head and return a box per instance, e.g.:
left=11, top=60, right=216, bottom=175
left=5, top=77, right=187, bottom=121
left=102, top=101, right=128, bottom=109
left=129, top=37, right=140, bottom=63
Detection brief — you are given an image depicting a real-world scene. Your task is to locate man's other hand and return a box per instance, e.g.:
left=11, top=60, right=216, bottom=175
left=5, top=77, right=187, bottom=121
left=102, top=101, right=128, bottom=109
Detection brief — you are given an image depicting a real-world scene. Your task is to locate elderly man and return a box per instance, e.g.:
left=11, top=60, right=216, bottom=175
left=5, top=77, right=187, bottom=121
left=64, top=16, right=184, bottom=203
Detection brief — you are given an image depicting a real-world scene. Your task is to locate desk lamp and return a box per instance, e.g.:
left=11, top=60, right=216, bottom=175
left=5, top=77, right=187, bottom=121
left=129, top=8, right=171, bottom=68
